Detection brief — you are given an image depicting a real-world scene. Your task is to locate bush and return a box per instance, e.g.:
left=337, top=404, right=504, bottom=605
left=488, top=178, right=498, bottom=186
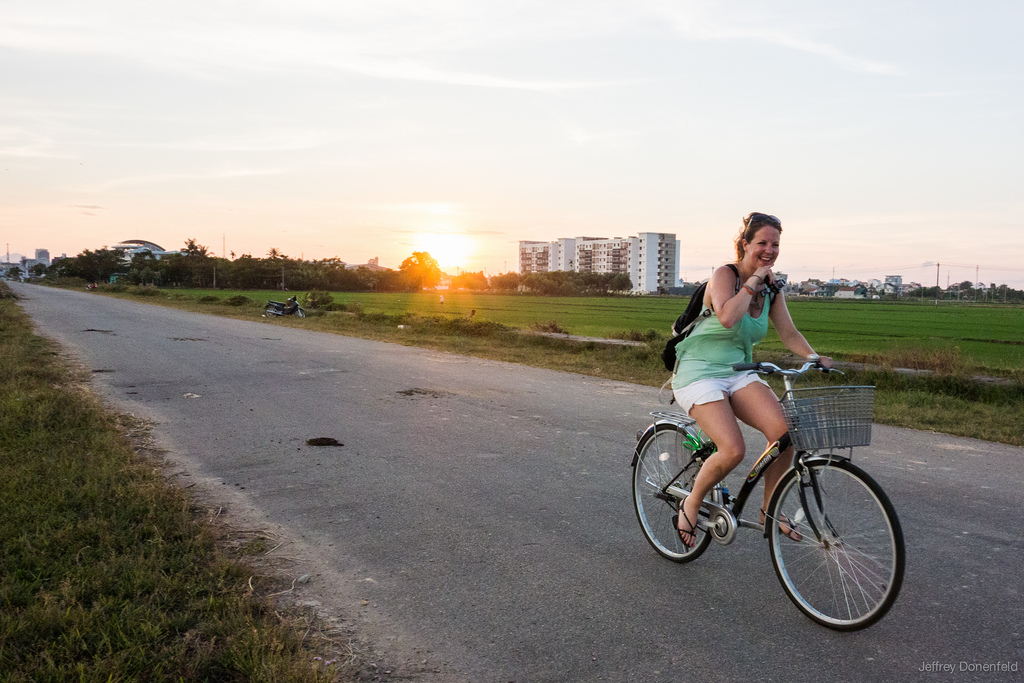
left=531, top=321, right=568, bottom=334
left=421, top=316, right=511, bottom=337
left=301, top=290, right=334, bottom=310
left=222, top=295, right=253, bottom=307
left=127, top=286, right=161, bottom=297
left=615, top=329, right=660, bottom=342
left=41, top=277, right=88, bottom=289
left=321, top=302, right=348, bottom=312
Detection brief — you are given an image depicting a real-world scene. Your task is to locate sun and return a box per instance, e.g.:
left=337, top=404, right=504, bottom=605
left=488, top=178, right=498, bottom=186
left=417, top=232, right=473, bottom=270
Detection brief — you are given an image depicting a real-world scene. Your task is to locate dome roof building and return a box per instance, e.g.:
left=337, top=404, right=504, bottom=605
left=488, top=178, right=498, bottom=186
left=112, top=239, right=179, bottom=260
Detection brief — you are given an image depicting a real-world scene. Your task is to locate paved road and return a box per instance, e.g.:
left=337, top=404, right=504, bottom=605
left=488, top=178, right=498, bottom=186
left=13, top=283, right=1024, bottom=682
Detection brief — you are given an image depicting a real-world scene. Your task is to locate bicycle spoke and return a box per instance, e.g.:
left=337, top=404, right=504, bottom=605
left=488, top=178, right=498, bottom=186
left=632, top=423, right=715, bottom=563
left=767, top=459, right=904, bottom=630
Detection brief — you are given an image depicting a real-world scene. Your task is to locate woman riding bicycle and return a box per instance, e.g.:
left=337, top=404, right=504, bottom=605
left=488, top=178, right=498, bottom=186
left=671, top=212, right=833, bottom=547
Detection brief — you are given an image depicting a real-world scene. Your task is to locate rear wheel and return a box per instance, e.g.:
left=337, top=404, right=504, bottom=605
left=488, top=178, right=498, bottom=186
left=632, top=423, right=717, bottom=562
left=766, top=457, right=904, bottom=630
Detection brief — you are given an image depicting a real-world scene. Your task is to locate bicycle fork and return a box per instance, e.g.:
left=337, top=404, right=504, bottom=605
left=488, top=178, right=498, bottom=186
left=794, top=458, right=838, bottom=544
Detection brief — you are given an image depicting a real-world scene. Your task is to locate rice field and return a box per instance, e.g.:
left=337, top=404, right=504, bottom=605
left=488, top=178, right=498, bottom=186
left=176, top=289, right=1024, bottom=374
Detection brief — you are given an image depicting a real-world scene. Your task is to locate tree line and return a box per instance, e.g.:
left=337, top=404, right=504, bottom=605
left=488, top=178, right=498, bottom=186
left=40, top=240, right=635, bottom=295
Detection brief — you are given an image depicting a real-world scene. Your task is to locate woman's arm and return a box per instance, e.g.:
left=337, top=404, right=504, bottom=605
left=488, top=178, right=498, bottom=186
left=768, top=294, right=834, bottom=368
left=707, top=265, right=762, bottom=328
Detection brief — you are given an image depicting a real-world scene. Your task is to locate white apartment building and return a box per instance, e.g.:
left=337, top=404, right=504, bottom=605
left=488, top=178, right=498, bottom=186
left=519, top=232, right=679, bottom=294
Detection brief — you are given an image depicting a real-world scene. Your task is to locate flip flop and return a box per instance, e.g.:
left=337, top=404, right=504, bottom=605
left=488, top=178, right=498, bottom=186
left=778, top=514, right=804, bottom=542
left=762, top=509, right=804, bottom=542
left=671, top=508, right=699, bottom=548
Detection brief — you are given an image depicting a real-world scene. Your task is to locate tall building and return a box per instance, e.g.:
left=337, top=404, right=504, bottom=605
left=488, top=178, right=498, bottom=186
left=35, top=249, right=50, bottom=266
left=519, top=232, right=679, bottom=294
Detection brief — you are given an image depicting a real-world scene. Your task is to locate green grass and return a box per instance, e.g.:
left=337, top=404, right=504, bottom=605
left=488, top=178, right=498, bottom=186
left=155, top=288, right=1024, bottom=374
left=0, top=286, right=352, bottom=681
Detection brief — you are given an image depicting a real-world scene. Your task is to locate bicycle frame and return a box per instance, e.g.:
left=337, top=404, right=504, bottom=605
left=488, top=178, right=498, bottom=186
left=634, top=359, right=842, bottom=545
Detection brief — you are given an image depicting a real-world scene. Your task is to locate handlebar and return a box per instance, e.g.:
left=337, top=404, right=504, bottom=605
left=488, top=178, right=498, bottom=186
left=732, top=355, right=842, bottom=377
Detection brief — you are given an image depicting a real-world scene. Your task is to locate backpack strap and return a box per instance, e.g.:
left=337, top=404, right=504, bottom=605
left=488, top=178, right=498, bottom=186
left=706, top=263, right=742, bottom=313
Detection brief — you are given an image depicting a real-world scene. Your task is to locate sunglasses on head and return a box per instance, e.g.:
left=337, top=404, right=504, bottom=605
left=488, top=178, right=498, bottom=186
left=748, top=212, right=781, bottom=226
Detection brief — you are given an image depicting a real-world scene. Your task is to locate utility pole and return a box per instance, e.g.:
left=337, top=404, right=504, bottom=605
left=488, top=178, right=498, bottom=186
left=935, top=262, right=940, bottom=306
left=975, top=265, right=979, bottom=302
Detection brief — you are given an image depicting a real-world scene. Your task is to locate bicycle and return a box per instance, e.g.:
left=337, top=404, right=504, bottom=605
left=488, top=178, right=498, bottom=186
left=631, top=357, right=905, bottom=631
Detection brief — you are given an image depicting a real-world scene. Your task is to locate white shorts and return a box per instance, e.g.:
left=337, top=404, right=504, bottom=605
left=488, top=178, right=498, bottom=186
left=673, top=373, right=770, bottom=413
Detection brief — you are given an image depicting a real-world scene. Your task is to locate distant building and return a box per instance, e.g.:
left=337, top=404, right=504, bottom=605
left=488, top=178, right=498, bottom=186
left=518, top=232, right=679, bottom=294
left=836, top=286, right=869, bottom=299
left=20, top=256, right=44, bottom=274
left=35, top=249, right=50, bottom=266
left=345, top=257, right=390, bottom=272
left=112, top=239, right=179, bottom=260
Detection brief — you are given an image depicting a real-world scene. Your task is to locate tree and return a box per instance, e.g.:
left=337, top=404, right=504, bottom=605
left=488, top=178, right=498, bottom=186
left=126, top=250, right=162, bottom=286
left=451, top=270, right=489, bottom=290
left=399, top=251, right=441, bottom=290
left=181, top=239, right=213, bottom=287
left=489, top=272, right=521, bottom=291
left=608, top=273, right=633, bottom=293
left=51, top=248, right=123, bottom=283
left=183, top=238, right=209, bottom=258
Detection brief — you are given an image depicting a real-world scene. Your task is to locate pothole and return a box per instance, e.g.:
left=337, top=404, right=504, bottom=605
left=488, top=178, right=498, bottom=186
left=396, top=388, right=450, bottom=398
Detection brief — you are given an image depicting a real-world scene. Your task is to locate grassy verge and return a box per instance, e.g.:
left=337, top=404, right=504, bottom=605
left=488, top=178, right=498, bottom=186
left=0, top=284, right=354, bottom=681
left=50, top=284, right=1024, bottom=446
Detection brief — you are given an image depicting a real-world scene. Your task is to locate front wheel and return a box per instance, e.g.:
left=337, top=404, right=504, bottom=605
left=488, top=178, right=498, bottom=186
left=295, top=308, right=305, bottom=318
left=766, top=457, right=904, bottom=631
left=632, top=423, right=717, bottom=563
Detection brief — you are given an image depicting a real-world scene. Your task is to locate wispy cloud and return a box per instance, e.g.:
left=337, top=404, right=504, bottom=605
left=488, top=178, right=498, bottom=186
left=88, top=167, right=290, bottom=191
left=330, top=57, right=629, bottom=91
left=0, top=1, right=637, bottom=90
left=644, top=0, right=903, bottom=76
left=0, top=126, right=68, bottom=158
left=898, top=90, right=972, bottom=99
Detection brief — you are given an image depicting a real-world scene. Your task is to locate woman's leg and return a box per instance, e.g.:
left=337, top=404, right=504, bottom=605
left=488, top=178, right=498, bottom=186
left=728, top=381, right=795, bottom=526
left=678, top=399, right=747, bottom=546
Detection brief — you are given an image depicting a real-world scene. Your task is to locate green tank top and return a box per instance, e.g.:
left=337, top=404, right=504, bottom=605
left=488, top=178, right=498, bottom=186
left=671, top=299, right=771, bottom=389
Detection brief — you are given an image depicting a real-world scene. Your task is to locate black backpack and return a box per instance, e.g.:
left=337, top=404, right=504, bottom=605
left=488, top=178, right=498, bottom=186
left=661, top=264, right=740, bottom=371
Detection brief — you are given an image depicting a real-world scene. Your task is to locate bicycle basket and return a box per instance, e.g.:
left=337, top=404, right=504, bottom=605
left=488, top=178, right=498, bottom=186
left=780, top=386, right=874, bottom=451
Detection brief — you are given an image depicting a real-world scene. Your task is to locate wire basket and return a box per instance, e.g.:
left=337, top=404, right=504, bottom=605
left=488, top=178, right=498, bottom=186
left=780, top=386, right=875, bottom=451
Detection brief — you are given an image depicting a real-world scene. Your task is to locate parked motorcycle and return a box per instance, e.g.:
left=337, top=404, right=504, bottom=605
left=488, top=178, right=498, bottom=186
left=263, top=296, right=305, bottom=318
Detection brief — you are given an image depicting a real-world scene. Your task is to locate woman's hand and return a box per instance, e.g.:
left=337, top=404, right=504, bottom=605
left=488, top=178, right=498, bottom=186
left=753, top=266, right=774, bottom=288
left=818, top=355, right=834, bottom=370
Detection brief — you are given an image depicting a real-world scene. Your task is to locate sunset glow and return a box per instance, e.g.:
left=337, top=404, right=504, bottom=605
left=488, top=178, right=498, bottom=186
left=415, top=232, right=475, bottom=271
left=2, top=2, right=1023, bottom=287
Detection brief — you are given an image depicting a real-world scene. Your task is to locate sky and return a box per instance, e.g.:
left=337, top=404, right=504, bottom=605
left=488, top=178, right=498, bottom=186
left=3, top=0, right=1024, bottom=288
